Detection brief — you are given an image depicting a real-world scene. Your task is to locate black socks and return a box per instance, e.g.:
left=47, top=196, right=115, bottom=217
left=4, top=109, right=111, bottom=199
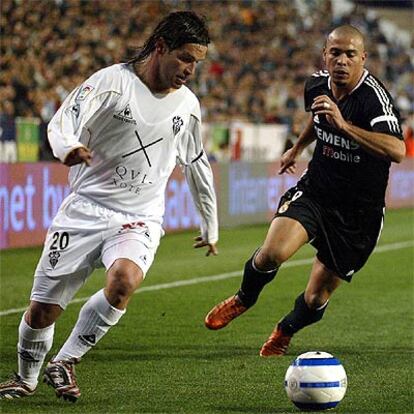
left=279, top=292, right=329, bottom=335
left=237, top=251, right=279, bottom=308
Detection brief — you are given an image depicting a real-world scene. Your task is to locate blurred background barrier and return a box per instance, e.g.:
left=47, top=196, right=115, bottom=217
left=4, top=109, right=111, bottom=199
left=1, top=159, right=413, bottom=250
left=1, top=0, right=413, bottom=162
left=1, top=0, right=413, bottom=249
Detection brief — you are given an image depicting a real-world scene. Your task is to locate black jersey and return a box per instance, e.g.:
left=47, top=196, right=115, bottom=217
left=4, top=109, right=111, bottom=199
left=303, top=69, right=403, bottom=207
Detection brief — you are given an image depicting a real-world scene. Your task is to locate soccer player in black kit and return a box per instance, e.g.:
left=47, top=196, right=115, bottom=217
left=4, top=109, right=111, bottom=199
left=205, top=25, right=406, bottom=356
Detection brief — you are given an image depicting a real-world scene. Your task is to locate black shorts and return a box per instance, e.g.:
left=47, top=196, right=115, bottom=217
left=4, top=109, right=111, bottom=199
left=275, top=183, right=384, bottom=281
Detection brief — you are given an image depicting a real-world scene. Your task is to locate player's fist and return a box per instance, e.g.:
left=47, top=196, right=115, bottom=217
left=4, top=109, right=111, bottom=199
left=64, top=147, right=92, bottom=166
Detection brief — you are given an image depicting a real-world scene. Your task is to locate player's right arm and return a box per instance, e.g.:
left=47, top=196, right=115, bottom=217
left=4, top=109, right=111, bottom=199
left=279, top=115, right=315, bottom=174
left=47, top=68, right=121, bottom=166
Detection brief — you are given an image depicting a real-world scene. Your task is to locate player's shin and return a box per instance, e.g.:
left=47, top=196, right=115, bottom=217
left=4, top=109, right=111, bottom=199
left=54, top=289, right=125, bottom=361
left=278, top=292, right=329, bottom=335
left=237, top=250, right=279, bottom=308
left=18, top=314, right=55, bottom=387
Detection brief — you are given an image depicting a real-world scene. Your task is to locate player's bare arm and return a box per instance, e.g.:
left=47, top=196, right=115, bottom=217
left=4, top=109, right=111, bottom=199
left=312, top=95, right=405, bottom=163
left=279, top=116, right=316, bottom=174
left=193, top=236, right=218, bottom=256
left=63, top=146, right=92, bottom=166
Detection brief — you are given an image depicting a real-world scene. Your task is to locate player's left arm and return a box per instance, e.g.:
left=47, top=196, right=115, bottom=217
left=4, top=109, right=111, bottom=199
left=312, top=95, right=406, bottom=163
left=178, top=114, right=219, bottom=256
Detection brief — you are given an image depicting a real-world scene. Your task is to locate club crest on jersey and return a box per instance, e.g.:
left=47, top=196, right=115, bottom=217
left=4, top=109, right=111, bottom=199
left=76, top=84, right=94, bottom=101
left=48, top=251, right=61, bottom=269
left=172, top=116, right=183, bottom=135
left=113, top=104, right=137, bottom=125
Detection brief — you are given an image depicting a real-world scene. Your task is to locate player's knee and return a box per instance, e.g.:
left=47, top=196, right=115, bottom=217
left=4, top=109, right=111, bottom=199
left=304, top=291, right=330, bottom=310
left=257, top=246, right=288, bottom=268
left=107, top=264, right=143, bottom=305
left=26, top=301, right=61, bottom=329
left=109, top=273, right=137, bottom=300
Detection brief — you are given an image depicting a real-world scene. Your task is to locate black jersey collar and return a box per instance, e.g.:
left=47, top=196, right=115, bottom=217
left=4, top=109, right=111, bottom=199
left=328, top=69, right=369, bottom=95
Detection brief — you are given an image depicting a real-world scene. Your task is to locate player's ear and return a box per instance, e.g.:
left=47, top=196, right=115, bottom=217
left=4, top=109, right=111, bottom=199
left=155, top=38, right=168, bottom=55
left=361, top=50, right=367, bottom=64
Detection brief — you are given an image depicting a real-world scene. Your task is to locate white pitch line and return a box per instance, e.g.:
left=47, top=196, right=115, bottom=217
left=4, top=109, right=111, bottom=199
left=1, top=240, right=412, bottom=317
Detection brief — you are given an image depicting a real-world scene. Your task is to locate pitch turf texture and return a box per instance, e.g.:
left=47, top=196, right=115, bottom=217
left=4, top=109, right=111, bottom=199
left=0, top=208, right=413, bottom=414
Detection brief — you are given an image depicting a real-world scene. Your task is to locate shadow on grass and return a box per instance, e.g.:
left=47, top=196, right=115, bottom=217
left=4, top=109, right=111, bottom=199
left=212, top=404, right=294, bottom=414
left=89, top=343, right=260, bottom=362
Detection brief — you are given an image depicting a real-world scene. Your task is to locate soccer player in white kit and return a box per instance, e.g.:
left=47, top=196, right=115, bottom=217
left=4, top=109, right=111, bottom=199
left=0, top=11, right=218, bottom=402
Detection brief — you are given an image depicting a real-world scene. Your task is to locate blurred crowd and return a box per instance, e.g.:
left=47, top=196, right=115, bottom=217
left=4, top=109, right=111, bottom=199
left=1, top=0, right=413, bottom=160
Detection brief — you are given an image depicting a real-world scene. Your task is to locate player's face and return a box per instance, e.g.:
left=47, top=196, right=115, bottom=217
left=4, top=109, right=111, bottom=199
left=323, top=34, right=366, bottom=90
left=158, top=43, right=207, bottom=91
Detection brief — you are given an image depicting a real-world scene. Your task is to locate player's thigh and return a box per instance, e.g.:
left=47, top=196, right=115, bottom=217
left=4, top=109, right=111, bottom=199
left=32, top=195, right=108, bottom=308
left=102, top=221, right=163, bottom=279
left=30, top=268, right=92, bottom=310
left=260, top=216, right=309, bottom=264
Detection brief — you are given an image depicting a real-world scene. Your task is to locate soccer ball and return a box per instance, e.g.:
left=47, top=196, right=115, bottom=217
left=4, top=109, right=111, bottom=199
left=284, top=351, right=347, bottom=411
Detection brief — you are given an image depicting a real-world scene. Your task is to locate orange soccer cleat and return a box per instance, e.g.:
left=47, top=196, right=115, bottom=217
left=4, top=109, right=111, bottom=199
left=260, top=325, right=293, bottom=357
left=204, top=295, right=248, bottom=330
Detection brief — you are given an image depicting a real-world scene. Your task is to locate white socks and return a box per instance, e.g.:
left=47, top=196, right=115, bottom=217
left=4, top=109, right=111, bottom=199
left=54, top=289, right=125, bottom=361
left=18, top=316, right=54, bottom=388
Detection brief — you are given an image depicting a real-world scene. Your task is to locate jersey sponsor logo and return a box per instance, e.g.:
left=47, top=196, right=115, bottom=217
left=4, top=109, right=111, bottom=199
left=113, top=104, right=137, bottom=125
left=172, top=116, right=184, bottom=135
left=314, top=125, right=359, bottom=150
left=322, top=145, right=361, bottom=163
left=111, top=164, right=152, bottom=194
left=76, top=84, right=94, bottom=101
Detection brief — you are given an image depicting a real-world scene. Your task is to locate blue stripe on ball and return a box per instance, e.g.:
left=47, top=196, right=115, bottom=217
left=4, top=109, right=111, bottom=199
left=299, top=381, right=341, bottom=388
left=293, top=358, right=341, bottom=366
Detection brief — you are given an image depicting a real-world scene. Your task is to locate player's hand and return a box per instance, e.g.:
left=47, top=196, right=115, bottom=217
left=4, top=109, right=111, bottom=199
left=64, top=147, right=92, bottom=166
left=279, top=147, right=298, bottom=174
left=311, top=95, right=346, bottom=130
left=193, top=236, right=218, bottom=256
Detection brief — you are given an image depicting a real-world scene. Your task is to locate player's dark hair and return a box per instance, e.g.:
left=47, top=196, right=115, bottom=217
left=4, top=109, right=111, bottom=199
left=128, top=11, right=210, bottom=64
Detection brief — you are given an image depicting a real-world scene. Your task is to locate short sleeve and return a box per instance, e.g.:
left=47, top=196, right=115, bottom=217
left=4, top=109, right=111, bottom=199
left=364, top=77, right=403, bottom=139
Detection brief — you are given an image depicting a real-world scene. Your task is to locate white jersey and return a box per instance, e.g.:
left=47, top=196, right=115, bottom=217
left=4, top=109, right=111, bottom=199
left=48, top=63, right=218, bottom=243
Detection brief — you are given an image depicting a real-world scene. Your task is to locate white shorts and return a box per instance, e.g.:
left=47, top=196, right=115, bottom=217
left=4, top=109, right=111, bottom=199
left=31, top=193, right=163, bottom=309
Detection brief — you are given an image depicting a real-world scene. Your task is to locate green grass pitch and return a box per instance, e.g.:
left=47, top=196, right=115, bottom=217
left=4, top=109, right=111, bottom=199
left=0, top=209, right=413, bottom=413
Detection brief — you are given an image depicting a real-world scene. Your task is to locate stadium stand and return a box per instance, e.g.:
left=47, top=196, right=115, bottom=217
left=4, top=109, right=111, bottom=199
left=1, top=0, right=413, bottom=161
